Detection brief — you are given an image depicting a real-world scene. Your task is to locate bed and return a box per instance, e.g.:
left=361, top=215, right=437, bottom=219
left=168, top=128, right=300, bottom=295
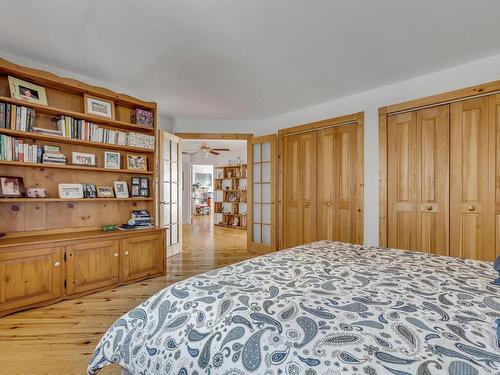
left=88, top=241, right=500, bottom=374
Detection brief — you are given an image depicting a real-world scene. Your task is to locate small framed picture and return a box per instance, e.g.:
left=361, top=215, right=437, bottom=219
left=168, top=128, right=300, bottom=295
left=131, top=185, right=140, bottom=197
left=8, top=76, right=48, bottom=106
left=131, top=177, right=140, bottom=185
left=140, top=189, right=149, bottom=197
left=72, top=152, right=96, bottom=166
left=126, top=154, right=148, bottom=171
left=58, top=183, right=84, bottom=199
left=81, top=184, right=97, bottom=198
left=140, top=177, right=149, bottom=189
left=0, top=176, right=25, bottom=197
left=113, top=181, right=129, bottom=198
left=26, top=187, right=47, bottom=198
left=104, top=151, right=120, bottom=169
left=96, top=186, right=115, bottom=198
left=84, top=94, right=115, bottom=119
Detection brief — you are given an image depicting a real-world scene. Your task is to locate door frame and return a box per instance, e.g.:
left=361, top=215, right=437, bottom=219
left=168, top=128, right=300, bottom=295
left=278, top=112, right=364, bottom=249
left=378, top=79, right=500, bottom=247
left=176, top=133, right=254, bottom=250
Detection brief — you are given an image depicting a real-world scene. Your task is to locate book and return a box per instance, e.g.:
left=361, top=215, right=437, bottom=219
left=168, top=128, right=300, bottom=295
left=0, top=103, right=5, bottom=128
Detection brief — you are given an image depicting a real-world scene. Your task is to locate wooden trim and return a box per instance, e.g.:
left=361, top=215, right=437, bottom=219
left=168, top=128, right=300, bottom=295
left=278, top=112, right=363, bottom=136
left=383, top=80, right=500, bottom=114
left=378, top=108, right=388, bottom=247
left=278, top=133, right=285, bottom=249
left=176, top=133, right=253, bottom=140
left=0, top=58, right=156, bottom=109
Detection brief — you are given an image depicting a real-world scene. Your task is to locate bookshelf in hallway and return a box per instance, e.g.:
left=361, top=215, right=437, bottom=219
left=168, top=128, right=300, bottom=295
left=0, top=58, right=167, bottom=317
left=213, top=164, right=247, bottom=230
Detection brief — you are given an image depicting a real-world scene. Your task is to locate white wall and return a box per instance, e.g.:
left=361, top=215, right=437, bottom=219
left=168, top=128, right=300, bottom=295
left=174, top=53, right=500, bottom=246
left=192, top=164, right=214, bottom=192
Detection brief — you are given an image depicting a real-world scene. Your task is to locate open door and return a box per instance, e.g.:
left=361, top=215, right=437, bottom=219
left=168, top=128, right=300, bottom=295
left=158, top=131, right=182, bottom=257
left=249, top=134, right=278, bottom=252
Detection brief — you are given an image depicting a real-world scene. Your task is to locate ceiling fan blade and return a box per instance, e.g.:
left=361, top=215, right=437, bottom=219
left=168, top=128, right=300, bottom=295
left=211, top=148, right=230, bottom=151
left=182, top=151, right=199, bottom=155
left=209, top=150, right=220, bottom=155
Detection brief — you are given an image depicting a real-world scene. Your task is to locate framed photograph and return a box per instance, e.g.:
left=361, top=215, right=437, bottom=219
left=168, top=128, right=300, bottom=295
left=131, top=185, right=140, bottom=197
left=26, top=188, right=47, bottom=198
left=72, top=152, right=96, bottom=166
left=127, top=132, right=155, bottom=150
left=104, top=151, right=120, bottom=169
left=140, top=177, right=149, bottom=189
left=113, top=181, right=129, bottom=198
left=58, top=183, right=84, bottom=199
left=8, top=76, right=48, bottom=106
left=131, top=177, right=140, bottom=185
left=0, top=176, right=25, bottom=197
left=84, top=94, right=115, bottom=119
left=96, top=186, right=115, bottom=198
left=81, top=184, right=97, bottom=198
left=126, top=154, right=148, bottom=171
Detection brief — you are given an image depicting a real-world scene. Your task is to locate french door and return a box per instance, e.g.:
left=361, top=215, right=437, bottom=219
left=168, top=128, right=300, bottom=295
left=158, top=131, right=182, bottom=257
left=249, top=134, right=278, bottom=252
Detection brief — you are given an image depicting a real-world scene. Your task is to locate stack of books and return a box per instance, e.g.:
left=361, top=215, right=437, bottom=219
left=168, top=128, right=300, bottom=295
left=0, top=135, right=43, bottom=163
left=42, top=145, right=66, bottom=165
left=56, top=115, right=127, bottom=145
left=0, top=103, right=36, bottom=131
left=119, top=210, right=153, bottom=230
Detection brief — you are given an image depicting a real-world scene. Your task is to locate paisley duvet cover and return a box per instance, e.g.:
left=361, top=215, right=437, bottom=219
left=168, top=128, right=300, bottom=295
left=88, top=241, right=500, bottom=375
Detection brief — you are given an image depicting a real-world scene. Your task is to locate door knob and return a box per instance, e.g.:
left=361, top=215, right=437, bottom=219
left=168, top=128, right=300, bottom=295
left=326, top=201, right=331, bottom=207
left=114, top=252, right=119, bottom=257
left=303, top=201, right=310, bottom=207
left=124, top=251, right=129, bottom=255
left=468, top=205, right=476, bottom=212
left=425, top=204, right=432, bottom=211
left=54, top=261, right=60, bottom=267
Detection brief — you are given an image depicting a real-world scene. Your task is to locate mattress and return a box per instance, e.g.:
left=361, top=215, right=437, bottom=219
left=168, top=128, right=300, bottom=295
left=88, top=241, right=500, bottom=374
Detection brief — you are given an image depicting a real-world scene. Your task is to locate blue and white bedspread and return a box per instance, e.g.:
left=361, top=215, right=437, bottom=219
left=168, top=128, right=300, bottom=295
left=88, top=241, right=500, bottom=375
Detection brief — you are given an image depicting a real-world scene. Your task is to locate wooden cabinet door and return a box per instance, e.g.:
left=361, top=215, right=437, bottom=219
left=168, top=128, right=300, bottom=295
left=450, top=97, right=495, bottom=260
left=66, top=240, right=120, bottom=295
left=493, top=94, right=500, bottom=259
left=387, top=112, right=418, bottom=250
left=416, top=105, right=450, bottom=255
left=122, top=234, right=163, bottom=282
left=0, top=247, right=62, bottom=312
left=283, top=131, right=317, bottom=248
left=317, top=127, right=336, bottom=241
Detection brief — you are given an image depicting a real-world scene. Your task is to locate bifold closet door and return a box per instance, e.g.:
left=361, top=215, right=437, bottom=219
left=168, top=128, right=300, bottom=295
left=450, top=97, right=495, bottom=261
left=317, top=125, right=359, bottom=243
left=387, top=105, right=449, bottom=254
left=283, top=131, right=317, bottom=248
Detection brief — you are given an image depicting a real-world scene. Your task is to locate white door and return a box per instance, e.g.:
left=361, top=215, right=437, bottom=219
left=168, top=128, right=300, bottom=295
left=159, top=131, right=182, bottom=257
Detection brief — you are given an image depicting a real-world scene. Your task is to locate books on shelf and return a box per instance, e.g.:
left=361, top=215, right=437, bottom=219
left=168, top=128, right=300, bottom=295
left=55, top=115, right=127, bottom=145
left=0, top=134, right=66, bottom=164
left=0, top=103, right=36, bottom=131
left=42, top=145, right=66, bottom=164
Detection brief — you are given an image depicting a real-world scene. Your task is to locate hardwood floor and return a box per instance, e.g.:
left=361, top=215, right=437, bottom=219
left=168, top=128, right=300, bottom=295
left=0, top=217, right=267, bottom=375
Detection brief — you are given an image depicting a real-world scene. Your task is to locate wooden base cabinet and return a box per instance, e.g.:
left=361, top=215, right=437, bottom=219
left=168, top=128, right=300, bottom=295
left=0, top=228, right=166, bottom=317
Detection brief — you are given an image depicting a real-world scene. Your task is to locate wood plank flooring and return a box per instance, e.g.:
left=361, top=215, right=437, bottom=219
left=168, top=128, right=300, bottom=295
left=0, top=216, right=267, bottom=375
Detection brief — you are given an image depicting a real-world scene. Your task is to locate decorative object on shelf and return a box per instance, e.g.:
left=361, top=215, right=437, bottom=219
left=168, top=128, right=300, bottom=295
left=8, top=76, right=48, bottom=106
left=72, top=151, right=96, bottom=166
left=84, top=94, right=115, bottom=119
left=96, top=186, right=115, bottom=198
left=58, top=183, right=84, bottom=199
left=26, top=187, right=47, bottom=198
left=119, top=210, right=153, bottom=229
left=126, top=154, right=148, bottom=171
left=236, top=156, right=241, bottom=165
left=114, top=181, right=129, bottom=198
left=101, top=224, right=118, bottom=231
left=140, top=177, right=149, bottom=197
left=0, top=176, right=25, bottom=197
left=127, top=132, right=155, bottom=150
left=131, top=108, right=154, bottom=128
left=82, top=183, right=97, bottom=198
left=104, top=151, right=120, bottom=169
left=231, top=216, right=240, bottom=226
left=131, top=176, right=149, bottom=197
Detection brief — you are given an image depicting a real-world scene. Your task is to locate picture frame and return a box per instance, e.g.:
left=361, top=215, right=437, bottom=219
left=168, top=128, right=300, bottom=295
left=58, top=183, right=84, bottom=199
left=84, top=94, right=115, bottom=119
left=104, top=151, right=121, bottom=169
left=113, top=181, right=129, bottom=198
left=0, top=176, right=25, bottom=197
left=126, top=154, right=148, bottom=171
left=96, top=186, right=115, bottom=198
left=131, top=185, right=140, bottom=197
left=8, top=76, right=48, bottom=106
left=131, top=177, right=140, bottom=185
left=72, top=152, right=96, bottom=166
left=81, top=184, right=97, bottom=198
left=26, top=188, right=47, bottom=198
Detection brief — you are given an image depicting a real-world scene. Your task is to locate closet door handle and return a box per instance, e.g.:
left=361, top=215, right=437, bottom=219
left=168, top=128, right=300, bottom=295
left=326, top=201, right=331, bottom=207
left=54, top=261, right=60, bottom=267
left=468, top=205, right=476, bottom=212
left=425, top=204, right=433, bottom=211
left=303, top=201, right=310, bottom=208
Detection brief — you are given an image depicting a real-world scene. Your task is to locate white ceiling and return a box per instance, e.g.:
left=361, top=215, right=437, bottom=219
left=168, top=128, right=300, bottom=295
left=1, top=1, right=500, bottom=118
left=182, top=139, right=246, bottom=154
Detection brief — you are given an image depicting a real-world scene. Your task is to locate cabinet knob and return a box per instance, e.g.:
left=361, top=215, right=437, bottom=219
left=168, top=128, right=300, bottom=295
left=468, top=205, right=476, bottom=212
left=425, top=204, right=433, bottom=211
left=114, top=252, right=119, bottom=257
left=326, top=201, right=331, bottom=207
left=124, top=251, right=129, bottom=255
left=303, top=201, right=310, bottom=207
left=54, top=261, right=60, bottom=267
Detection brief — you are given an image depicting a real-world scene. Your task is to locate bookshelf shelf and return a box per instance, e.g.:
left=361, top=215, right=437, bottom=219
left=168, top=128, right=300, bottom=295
left=0, top=160, right=154, bottom=174
left=0, top=128, right=155, bottom=153
left=0, top=197, right=154, bottom=203
left=0, top=96, right=155, bottom=133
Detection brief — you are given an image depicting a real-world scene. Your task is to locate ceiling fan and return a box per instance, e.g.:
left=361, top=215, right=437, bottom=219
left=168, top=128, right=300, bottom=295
left=182, top=142, right=230, bottom=156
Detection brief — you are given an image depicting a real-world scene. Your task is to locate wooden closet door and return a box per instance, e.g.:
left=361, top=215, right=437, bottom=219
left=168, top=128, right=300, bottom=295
left=450, top=97, right=495, bottom=261
left=387, top=112, right=418, bottom=250
left=300, top=131, right=317, bottom=244
left=416, top=105, right=450, bottom=255
left=317, top=128, right=336, bottom=240
left=493, top=94, right=500, bottom=259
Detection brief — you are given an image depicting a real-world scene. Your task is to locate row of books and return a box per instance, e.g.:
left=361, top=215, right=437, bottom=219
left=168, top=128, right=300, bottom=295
left=0, top=103, right=36, bottom=131
left=53, top=116, right=128, bottom=145
left=0, top=134, right=66, bottom=164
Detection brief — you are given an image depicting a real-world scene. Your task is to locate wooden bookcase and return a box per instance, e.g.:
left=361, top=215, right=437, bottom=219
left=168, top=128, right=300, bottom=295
left=213, top=164, right=247, bottom=230
left=0, top=58, right=167, bottom=316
